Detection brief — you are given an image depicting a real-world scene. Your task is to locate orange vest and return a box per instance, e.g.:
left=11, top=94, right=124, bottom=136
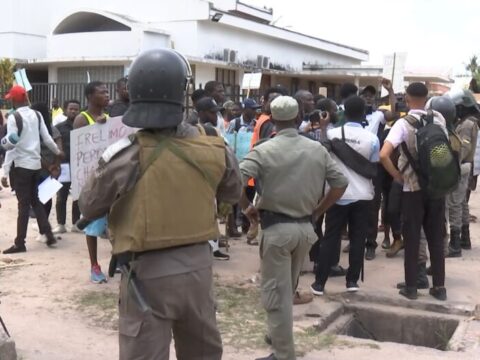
left=247, top=113, right=272, bottom=187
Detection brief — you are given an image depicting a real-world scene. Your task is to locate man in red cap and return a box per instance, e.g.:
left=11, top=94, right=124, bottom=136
left=2, top=85, right=63, bottom=254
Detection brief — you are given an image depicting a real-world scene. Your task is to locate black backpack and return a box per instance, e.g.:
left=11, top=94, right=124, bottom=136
left=401, top=111, right=460, bottom=199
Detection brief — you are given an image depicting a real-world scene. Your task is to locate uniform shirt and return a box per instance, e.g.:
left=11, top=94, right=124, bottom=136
left=79, top=123, right=242, bottom=277
left=455, top=116, right=478, bottom=163
left=6, top=106, right=60, bottom=170
left=327, top=122, right=380, bottom=205
left=240, top=128, right=348, bottom=218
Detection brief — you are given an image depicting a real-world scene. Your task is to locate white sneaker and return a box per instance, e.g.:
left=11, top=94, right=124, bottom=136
left=31, top=223, right=39, bottom=232
left=70, top=224, right=82, bottom=233
left=36, top=234, right=47, bottom=243
left=52, top=225, right=67, bottom=234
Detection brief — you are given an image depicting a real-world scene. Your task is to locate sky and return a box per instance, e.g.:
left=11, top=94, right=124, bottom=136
left=244, top=0, right=480, bottom=77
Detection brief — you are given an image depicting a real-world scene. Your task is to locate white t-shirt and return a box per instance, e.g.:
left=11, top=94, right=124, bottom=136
left=385, top=109, right=447, bottom=191
left=53, top=113, right=67, bottom=126
left=365, top=110, right=386, bottom=136
left=327, top=122, right=380, bottom=204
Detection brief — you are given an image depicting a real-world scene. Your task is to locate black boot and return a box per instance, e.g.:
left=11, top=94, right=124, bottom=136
left=447, top=227, right=462, bottom=257
left=461, top=224, right=471, bottom=250
left=397, top=263, right=429, bottom=289
left=226, top=213, right=241, bottom=238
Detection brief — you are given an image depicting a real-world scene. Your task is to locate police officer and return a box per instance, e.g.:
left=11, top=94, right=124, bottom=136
left=445, top=89, right=479, bottom=254
left=240, top=96, right=348, bottom=360
left=78, top=49, right=242, bottom=359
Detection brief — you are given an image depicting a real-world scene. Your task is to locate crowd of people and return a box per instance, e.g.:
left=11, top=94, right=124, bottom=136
left=0, top=47, right=479, bottom=360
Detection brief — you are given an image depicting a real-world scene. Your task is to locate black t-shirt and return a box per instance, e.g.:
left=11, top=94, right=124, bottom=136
left=108, top=100, right=129, bottom=117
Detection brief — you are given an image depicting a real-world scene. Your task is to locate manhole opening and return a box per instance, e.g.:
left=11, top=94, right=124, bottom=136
left=337, top=306, right=459, bottom=351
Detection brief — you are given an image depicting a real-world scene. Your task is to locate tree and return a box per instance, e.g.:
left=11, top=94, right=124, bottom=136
left=0, top=58, right=15, bottom=89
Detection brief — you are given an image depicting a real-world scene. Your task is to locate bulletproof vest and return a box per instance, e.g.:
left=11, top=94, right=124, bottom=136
left=398, top=117, right=422, bottom=191
left=108, top=131, right=226, bottom=254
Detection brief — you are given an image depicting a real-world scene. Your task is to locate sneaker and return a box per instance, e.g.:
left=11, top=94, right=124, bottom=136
left=70, top=224, right=82, bottom=233
left=3, top=244, right=27, bottom=254
left=365, top=247, right=376, bottom=260
left=36, top=234, right=47, bottom=243
left=90, top=265, right=107, bottom=284
left=46, top=233, right=57, bottom=247
left=213, top=250, right=230, bottom=260
left=52, top=225, right=67, bottom=234
left=342, top=244, right=350, bottom=253
left=429, top=287, right=447, bottom=301
left=329, top=265, right=347, bottom=277
left=346, top=281, right=359, bottom=292
left=310, top=282, right=325, bottom=296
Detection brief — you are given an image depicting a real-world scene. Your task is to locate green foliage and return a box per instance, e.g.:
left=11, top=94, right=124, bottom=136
left=0, top=58, right=15, bottom=89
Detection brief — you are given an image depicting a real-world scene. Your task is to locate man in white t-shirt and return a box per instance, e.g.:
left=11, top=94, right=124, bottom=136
left=380, top=82, right=447, bottom=301
left=311, top=96, right=379, bottom=295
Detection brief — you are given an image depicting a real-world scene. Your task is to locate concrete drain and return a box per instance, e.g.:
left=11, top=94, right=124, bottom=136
left=316, top=298, right=480, bottom=352
left=336, top=304, right=458, bottom=350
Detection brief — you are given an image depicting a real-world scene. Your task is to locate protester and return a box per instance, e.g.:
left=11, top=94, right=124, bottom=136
left=240, top=95, right=348, bottom=360
left=204, top=80, right=226, bottom=136
left=78, top=49, right=242, bottom=360
left=31, top=102, right=63, bottom=242
left=380, top=82, right=448, bottom=301
left=2, top=85, right=63, bottom=254
left=185, top=88, right=207, bottom=125
left=53, top=100, right=81, bottom=234
left=51, top=98, right=63, bottom=120
left=73, top=81, right=110, bottom=283
left=223, top=100, right=242, bottom=130
left=108, top=77, right=129, bottom=117
left=311, top=96, right=379, bottom=296
left=227, top=98, right=260, bottom=133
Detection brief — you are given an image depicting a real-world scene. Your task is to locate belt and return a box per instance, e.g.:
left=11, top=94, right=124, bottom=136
left=259, top=210, right=311, bottom=230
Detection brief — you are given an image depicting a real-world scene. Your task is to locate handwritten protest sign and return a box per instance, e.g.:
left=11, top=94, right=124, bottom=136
left=70, top=116, right=136, bottom=200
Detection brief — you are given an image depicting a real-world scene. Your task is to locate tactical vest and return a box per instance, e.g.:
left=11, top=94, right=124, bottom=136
left=108, top=131, right=226, bottom=254
left=398, top=117, right=422, bottom=191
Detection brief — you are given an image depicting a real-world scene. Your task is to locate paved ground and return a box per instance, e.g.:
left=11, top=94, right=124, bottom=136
left=0, top=182, right=479, bottom=359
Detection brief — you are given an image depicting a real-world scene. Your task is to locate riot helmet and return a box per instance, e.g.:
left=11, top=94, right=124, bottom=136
left=426, top=96, right=456, bottom=125
left=445, top=88, right=480, bottom=114
left=122, top=48, right=192, bottom=129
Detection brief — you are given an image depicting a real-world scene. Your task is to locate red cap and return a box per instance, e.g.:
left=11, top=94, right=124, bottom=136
left=5, top=85, right=27, bottom=102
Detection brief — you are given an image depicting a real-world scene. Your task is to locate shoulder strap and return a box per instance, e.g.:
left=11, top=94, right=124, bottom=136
left=404, top=114, right=422, bottom=129
left=400, top=142, right=419, bottom=175
left=34, top=110, right=42, bottom=132
left=195, top=123, right=207, bottom=136
left=341, top=126, right=346, bottom=141
left=235, top=117, right=242, bottom=132
left=13, top=112, right=23, bottom=137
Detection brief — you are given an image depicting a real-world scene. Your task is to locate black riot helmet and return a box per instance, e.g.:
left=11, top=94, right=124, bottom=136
left=122, top=48, right=192, bottom=129
left=445, top=88, right=480, bottom=115
left=426, top=96, right=457, bottom=126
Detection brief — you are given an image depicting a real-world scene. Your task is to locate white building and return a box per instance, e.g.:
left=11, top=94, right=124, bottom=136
left=0, top=0, right=375, bottom=103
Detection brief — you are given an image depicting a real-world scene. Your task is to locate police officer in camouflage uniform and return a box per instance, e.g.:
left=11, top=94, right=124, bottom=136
left=240, top=96, right=348, bottom=360
left=445, top=89, right=479, bottom=255
left=78, top=49, right=242, bottom=360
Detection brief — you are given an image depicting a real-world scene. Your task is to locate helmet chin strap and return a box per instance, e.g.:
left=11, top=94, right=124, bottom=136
left=173, top=50, right=193, bottom=91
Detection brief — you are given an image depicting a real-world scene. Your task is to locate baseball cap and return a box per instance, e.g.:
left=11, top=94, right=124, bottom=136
left=5, top=85, right=27, bottom=102
left=270, top=96, right=299, bottom=121
left=195, top=97, right=221, bottom=112
left=243, top=98, right=261, bottom=109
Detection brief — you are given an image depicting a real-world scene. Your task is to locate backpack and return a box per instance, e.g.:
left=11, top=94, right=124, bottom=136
left=401, top=111, right=460, bottom=199
left=13, top=110, right=42, bottom=137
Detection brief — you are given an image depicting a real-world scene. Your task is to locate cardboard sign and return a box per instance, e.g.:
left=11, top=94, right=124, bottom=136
left=70, top=116, right=136, bottom=200
left=382, top=52, right=407, bottom=96
left=241, top=73, right=262, bottom=90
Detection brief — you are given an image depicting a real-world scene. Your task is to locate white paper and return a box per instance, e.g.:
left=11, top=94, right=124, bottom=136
left=382, top=52, right=407, bottom=96
left=14, top=69, right=32, bottom=92
left=241, top=73, right=262, bottom=90
left=58, top=163, right=71, bottom=183
left=38, top=177, right=63, bottom=204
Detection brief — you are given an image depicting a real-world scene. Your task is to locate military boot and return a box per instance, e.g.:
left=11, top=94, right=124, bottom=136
left=461, top=224, right=472, bottom=250
left=447, top=227, right=462, bottom=257
left=226, top=213, right=241, bottom=238
left=386, top=234, right=404, bottom=258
